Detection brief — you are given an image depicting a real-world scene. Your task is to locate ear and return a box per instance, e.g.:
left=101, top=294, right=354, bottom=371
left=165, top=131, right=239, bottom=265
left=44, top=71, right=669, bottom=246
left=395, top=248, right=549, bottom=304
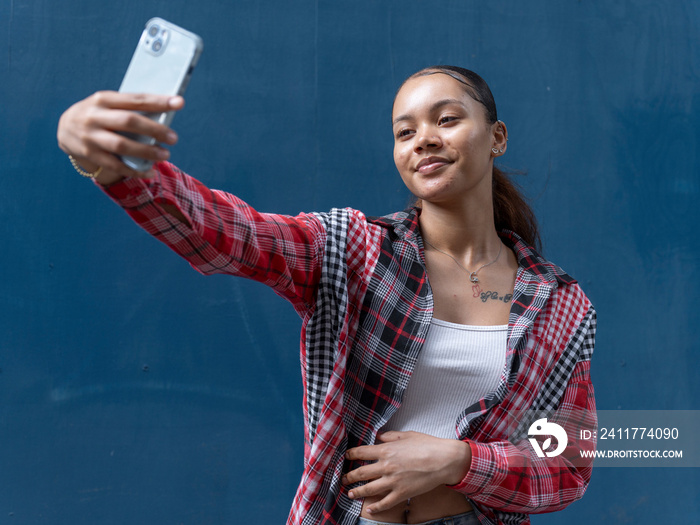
left=491, top=120, right=508, bottom=157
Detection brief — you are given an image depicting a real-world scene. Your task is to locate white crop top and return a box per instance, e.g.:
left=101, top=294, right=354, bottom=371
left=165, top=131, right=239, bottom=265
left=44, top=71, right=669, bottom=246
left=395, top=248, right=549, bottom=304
left=380, top=318, right=507, bottom=440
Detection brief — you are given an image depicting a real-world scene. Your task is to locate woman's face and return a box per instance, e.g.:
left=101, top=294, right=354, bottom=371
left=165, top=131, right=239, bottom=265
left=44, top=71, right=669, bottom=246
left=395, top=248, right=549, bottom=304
left=392, top=73, right=504, bottom=206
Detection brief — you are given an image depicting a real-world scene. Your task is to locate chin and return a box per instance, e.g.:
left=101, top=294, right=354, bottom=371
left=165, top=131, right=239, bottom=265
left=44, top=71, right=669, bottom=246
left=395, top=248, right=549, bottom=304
left=413, top=185, right=459, bottom=204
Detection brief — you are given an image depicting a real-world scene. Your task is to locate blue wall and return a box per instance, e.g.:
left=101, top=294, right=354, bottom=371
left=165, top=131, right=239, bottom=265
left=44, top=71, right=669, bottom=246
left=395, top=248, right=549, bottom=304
left=1, top=1, right=699, bottom=523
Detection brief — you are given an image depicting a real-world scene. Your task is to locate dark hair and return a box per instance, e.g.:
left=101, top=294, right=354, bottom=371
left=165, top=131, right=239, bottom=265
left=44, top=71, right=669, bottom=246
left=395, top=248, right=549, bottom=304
left=398, top=66, right=541, bottom=250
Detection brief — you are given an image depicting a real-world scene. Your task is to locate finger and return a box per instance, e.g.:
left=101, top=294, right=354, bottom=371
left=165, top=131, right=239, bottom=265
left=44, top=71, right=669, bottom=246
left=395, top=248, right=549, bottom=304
left=92, top=91, right=184, bottom=113
left=89, top=108, right=179, bottom=146
left=58, top=93, right=180, bottom=158
left=347, top=478, right=392, bottom=500
left=63, top=122, right=168, bottom=177
left=364, top=492, right=408, bottom=515
left=90, top=128, right=171, bottom=164
left=345, top=444, right=383, bottom=461
left=88, top=150, right=156, bottom=179
left=343, top=463, right=383, bottom=485
left=376, top=431, right=409, bottom=443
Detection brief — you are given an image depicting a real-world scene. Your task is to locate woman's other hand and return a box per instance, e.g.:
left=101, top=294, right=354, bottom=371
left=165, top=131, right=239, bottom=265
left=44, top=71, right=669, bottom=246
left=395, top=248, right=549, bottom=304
left=57, top=91, right=184, bottom=185
left=343, top=431, right=472, bottom=515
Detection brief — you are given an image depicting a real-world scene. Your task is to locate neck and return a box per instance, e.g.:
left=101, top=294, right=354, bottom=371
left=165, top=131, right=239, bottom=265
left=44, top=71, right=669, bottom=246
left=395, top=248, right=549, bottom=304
left=418, top=197, right=501, bottom=267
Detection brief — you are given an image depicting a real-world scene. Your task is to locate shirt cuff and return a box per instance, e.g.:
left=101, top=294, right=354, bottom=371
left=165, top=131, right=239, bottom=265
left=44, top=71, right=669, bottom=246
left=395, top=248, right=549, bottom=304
left=447, top=440, right=505, bottom=495
left=94, top=162, right=169, bottom=206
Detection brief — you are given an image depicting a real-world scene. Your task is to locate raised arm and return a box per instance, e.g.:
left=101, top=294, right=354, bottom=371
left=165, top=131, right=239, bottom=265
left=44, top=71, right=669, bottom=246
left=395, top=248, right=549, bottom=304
left=57, top=92, right=326, bottom=313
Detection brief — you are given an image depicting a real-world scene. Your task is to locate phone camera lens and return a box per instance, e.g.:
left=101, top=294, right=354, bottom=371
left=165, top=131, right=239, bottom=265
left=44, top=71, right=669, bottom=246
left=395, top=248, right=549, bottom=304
left=148, top=25, right=159, bottom=37
left=152, top=39, right=163, bottom=52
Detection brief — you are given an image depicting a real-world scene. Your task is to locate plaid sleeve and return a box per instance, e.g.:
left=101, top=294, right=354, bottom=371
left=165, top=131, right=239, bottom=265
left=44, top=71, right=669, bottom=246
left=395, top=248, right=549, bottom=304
left=99, top=162, right=325, bottom=313
left=451, top=307, right=597, bottom=514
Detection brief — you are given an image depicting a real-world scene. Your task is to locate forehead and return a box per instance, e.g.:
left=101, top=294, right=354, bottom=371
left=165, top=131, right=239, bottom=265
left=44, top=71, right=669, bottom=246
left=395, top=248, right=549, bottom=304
left=392, top=73, right=477, bottom=119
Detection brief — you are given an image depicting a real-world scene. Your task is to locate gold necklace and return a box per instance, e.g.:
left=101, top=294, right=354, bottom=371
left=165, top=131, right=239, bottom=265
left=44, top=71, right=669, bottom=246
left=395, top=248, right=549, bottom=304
left=423, top=238, right=503, bottom=284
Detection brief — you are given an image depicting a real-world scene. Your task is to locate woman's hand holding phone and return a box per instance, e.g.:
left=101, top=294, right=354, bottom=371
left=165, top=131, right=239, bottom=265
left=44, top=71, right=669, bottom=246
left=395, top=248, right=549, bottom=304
left=59, top=18, right=201, bottom=184
left=57, top=92, right=184, bottom=185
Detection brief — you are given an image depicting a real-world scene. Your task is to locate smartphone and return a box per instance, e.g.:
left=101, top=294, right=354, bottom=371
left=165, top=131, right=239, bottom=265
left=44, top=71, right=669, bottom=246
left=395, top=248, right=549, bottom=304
left=118, top=17, right=203, bottom=171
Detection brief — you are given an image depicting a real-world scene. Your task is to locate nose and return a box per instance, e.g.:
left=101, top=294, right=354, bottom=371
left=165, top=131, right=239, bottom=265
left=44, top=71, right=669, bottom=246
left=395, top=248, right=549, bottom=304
left=414, top=126, right=442, bottom=152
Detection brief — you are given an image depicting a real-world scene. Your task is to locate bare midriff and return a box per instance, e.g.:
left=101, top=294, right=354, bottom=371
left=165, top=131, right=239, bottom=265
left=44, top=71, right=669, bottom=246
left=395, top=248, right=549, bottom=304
left=360, top=485, right=472, bottom=524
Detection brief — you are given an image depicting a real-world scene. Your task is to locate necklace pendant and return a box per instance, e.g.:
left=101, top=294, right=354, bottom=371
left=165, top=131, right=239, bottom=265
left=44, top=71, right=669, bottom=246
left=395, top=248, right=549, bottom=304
left=469, top=272, right=479, bottom=283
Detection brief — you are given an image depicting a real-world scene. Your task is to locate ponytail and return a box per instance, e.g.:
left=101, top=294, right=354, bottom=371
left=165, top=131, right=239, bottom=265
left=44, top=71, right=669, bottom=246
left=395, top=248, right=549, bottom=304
left=492, top=167, right=541, bottom=251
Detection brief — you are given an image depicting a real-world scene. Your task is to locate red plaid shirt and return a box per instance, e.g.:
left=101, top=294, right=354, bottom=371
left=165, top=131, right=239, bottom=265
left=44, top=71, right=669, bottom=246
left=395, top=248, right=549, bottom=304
left=102, top=162, right=596, bottom=525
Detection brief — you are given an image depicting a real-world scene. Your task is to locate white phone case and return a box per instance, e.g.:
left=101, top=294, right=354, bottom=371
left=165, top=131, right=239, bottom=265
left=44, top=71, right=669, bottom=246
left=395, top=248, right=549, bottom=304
left=118, top=17, right=203, bottom=171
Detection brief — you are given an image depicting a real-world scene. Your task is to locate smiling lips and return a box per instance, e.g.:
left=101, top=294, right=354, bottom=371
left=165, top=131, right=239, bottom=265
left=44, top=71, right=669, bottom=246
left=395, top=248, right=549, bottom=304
left=416, top=156, right=451, bottom=174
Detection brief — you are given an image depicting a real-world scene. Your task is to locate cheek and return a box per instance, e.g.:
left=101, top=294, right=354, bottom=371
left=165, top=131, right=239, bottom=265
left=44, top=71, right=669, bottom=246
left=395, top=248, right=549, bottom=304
left=393, top=143, right=409, bottom=172
left=393, top=148, right=413, bottom=188
left=393, top=148, right=402, bottom=173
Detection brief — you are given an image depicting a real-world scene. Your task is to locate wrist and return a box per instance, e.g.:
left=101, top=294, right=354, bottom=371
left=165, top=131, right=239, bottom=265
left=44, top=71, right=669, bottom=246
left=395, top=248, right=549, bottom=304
left=94, top=169, right=126, bottom=187
left=68, top=154, right=102, bottom=178
left=67, top=154, right=124, bottom=186
left=444, top=440, right=472, bottom=486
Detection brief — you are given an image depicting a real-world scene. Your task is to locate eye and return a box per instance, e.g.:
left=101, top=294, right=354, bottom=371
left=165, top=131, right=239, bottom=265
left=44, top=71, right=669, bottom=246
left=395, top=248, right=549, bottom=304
left=438, top=115, right=458, bottom=125
left=395, top=128, right=414, bottom=139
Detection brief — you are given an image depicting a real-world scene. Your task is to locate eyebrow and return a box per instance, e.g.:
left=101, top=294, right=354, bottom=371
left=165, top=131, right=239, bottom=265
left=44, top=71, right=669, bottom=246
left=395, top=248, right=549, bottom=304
left=392, top=98, right=465, bottom=125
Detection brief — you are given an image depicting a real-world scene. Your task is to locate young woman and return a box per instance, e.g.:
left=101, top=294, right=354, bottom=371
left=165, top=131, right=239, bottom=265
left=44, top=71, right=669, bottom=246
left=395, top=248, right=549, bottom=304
left=57, top=66, right=597, bottom=525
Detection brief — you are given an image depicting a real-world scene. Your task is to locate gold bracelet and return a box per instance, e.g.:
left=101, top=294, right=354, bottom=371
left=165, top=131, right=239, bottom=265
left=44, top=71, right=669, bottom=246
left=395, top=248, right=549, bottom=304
left=68, top=154, right=103, bottom=179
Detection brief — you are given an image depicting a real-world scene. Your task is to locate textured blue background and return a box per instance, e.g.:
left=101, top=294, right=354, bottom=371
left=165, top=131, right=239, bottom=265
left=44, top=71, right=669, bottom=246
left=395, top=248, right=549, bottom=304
left=1, top=1, right=699, bottom=523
